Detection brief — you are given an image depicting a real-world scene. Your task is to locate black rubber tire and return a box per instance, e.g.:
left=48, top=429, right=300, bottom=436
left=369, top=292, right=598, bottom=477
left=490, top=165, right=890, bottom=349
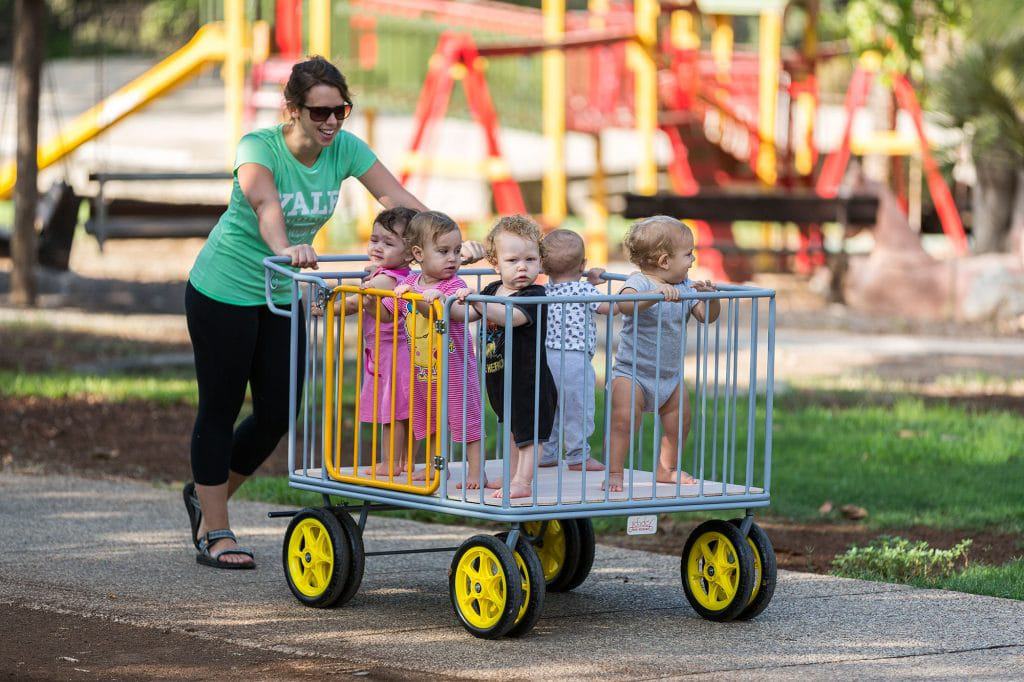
left=729, top=519, right=777, bottom=621
left=448, top=534, right=524, bottom=639
left=680, top=519, right=756, bottom=622
left=561, top=518, right=596, bottom=592
left=496, top=532, right=546, bottom=638
left=330, top=508, right=366, bottom=607
left=281, top=508, right=351, bottom=609
left=524, top=520, right=581, bottom=593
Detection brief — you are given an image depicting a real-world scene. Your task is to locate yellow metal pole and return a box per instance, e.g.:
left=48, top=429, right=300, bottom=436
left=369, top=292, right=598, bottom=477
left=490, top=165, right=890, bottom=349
left=224, top=0, right=246, bottom=167
left=309, top=0, right=332, bottom=58
left=309, top=0, right=332, bottom=251
left=756, top=9, right=781, bottom=186
left=584, top=0, right=609, bottom=265
left=542, top=0, right=567, bottom=226
left=587, top=132, right=608, bottom=265
left=794, top=1, right=817, bottom=176
left=710, top=15, right=733, bottom=81
left=359, top=107, right=378, bottom=242
left=631, top=0, right=659, bottom=195
left=670, top=8, right=700, bottom=51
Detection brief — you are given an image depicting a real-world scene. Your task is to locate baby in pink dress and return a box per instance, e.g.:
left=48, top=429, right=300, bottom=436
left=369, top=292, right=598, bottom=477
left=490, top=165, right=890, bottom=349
left=394, top=211, right=485, bottom=489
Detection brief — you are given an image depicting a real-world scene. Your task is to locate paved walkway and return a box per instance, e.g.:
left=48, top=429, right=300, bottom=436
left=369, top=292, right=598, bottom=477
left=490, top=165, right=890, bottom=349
left=2, top=473, right=1022, bottom=679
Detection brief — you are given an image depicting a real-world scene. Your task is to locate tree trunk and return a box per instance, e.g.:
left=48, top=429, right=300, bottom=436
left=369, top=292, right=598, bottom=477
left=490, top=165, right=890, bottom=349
left=971, top=150, right=1017, bottom=254
left=11, top=0, right=44, bottom=306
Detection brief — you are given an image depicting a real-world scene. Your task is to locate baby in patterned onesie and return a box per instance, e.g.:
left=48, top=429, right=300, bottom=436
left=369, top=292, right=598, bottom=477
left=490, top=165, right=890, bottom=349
left=539, top=229, right=615, bottom=471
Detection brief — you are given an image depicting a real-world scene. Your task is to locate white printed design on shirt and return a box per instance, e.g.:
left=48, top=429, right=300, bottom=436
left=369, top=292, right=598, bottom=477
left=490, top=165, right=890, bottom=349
left=279, top=190, right=342, bottom=237
left=545, top=281, right=600, bottom=355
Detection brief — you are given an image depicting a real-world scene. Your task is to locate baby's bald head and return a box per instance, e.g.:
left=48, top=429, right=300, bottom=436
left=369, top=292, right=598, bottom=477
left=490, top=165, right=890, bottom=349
left=541, top=229, right=586, bottom=278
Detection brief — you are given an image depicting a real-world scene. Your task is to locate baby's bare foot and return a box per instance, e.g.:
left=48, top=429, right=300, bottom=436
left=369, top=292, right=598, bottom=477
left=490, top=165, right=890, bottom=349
left=455, top=467, right=487, bottom=490
left=491, top=481, right=533, bottom=499
left=484, top=477, right=502, bottom=489
left=538, top=460, right=559, bottom=468
left=361, top=462, right=404, bottom=478
left=601, top=472, right=624, bottom=492
left=568, top=457, right=605, bottom=472
left=656, top=468, right=697, bottom=485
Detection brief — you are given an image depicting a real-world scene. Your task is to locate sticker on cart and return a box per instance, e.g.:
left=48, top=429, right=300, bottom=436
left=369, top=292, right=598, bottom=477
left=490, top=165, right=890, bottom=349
left=626, top=515, right=658, bottom=535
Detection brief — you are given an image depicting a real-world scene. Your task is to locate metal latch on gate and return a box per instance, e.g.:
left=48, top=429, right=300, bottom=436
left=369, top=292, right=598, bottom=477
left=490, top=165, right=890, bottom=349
left=433, top=455, right=445, bottom=470
left=434, top=320, right=447, bottom=335
left=314, top=285, right=328, bottom=311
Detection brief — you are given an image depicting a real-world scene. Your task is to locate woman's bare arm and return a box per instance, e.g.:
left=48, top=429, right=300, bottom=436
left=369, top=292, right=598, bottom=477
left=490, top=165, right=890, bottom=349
left=357, top=161, right=428, bottom=211
left=238, top=163, right=318, bottom=268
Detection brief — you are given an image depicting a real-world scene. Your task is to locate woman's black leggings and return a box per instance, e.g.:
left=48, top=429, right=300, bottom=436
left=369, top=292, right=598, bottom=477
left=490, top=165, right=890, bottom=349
left=185, top=282, right=305, bottom=486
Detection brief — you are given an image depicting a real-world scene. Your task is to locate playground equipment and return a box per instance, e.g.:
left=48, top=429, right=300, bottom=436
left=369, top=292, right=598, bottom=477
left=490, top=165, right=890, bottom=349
left=390, top=0, right=966, bottom=277
left=1, top=0, right=969, bottom=274
left=816, top=52, right=967, bottom=254
left=264, top=254, right=778, bottom=638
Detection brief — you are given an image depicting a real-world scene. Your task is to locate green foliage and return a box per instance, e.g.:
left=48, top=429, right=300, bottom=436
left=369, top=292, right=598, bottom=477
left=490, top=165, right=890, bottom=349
left=843, top=0, right=966, bottom=81
left=39, top=0, right=201, bottom=57
left=832, top=535, right=972, bottom=582
left=138, top=0, right=202, bottom=53
left=832, top=536, right=1024, bottom=601
left=931, top=39, right=1024, bottom=160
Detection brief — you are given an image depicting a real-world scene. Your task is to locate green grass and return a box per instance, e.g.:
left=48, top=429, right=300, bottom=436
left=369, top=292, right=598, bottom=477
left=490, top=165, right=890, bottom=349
left=0, top=370, right=197, bottom=404
left=930, top=559, right=1024, bottom=601
left=770, top=394, right=1024, bottom=532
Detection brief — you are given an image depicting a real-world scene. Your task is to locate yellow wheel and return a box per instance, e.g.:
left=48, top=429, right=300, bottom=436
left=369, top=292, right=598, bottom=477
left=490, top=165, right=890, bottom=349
left=282, top=508, right=350, bottom=608
left=522, top=519, right=580, bottom=592
left=449, top=534, right=523, bottom=639
left=496, top=532, right=546, bottom=638
left=680, top=519, right=755, bottom=622
left=729, top=519, right=777, bottom=620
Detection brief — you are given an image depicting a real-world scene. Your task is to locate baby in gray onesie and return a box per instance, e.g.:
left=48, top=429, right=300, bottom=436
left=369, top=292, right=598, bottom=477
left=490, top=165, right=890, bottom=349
left=606, top=216, right=720, bottom=493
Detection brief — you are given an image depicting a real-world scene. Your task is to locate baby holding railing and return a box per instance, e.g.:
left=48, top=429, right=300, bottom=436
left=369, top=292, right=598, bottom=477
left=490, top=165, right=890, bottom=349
left=538, top=229, right=614, bottom=472
left=335, top=208, right=484, bottom=480
left=605, top=216, right=720, bottom=493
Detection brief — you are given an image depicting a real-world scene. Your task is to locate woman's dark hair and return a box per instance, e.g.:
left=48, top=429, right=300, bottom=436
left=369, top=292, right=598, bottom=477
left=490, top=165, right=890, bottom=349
left=283, top=56, right=351, bottom=107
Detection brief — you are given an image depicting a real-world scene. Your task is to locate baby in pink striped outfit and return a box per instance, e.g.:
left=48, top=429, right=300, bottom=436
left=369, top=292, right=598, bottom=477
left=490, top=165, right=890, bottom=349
left=394, top=211, right=485, bottom=488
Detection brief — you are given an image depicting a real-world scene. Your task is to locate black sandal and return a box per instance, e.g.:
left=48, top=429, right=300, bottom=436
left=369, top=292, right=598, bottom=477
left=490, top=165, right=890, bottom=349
left=196, top=529, right=255, bottom=570
left=182, top=482, right=202, bottom=550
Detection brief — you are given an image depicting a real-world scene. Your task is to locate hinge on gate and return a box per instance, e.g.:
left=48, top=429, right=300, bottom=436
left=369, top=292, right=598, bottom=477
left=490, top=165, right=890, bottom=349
left=315, top=285, right=328, bottom=311
left=434, top=320, right=447, bottom=335
left=433, top=455, right=445, bottom=470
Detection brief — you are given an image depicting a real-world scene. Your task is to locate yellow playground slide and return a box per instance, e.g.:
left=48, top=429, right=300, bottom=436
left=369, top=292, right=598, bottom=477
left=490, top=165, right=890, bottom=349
left=0, top=23, right=232, bottom=199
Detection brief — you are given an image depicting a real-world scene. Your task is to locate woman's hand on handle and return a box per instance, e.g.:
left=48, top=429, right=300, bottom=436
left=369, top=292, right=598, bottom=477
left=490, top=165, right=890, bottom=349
left=280, top=244, right=319, bottom=270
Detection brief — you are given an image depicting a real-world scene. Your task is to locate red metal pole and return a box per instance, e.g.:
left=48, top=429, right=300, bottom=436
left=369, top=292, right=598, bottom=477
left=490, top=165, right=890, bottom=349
left=891, top=74, right=968, bottom=254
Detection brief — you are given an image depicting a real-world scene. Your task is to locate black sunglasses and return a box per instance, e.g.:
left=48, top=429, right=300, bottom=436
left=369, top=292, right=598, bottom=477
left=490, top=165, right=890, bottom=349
left=301, top=103, right=353, bottom=122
